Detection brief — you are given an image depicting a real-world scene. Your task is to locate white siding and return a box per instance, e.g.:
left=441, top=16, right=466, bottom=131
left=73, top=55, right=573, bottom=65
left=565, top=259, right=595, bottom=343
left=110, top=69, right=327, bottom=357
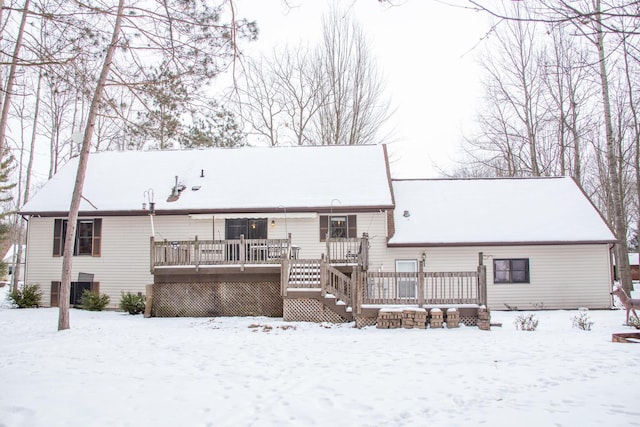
left=382, top=245, right=613, bottom=310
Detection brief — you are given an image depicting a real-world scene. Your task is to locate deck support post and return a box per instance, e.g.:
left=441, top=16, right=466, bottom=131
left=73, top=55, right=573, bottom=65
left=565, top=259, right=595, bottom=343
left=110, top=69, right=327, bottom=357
left=355, top=265, right=363, bottom=315
left=194, top=235, right=199, bottom=271
left=240, top=234, right=245, bottom=272
left=478, top=252, right=487, bottom=306
left=149, top=236, right=155, bottom=274
left=144, top=284, right=153, bottom=318
left=418, top=259, right=425, bottom=307
left=361, top=233, right=369, bottom=271
left=281, top=258, right=289, bottom=297
left=320, top=254, right=327, bottom=296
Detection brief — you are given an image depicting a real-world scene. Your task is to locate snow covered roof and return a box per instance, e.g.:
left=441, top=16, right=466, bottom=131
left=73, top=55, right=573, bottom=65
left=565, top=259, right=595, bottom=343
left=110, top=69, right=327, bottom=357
left=388, top=177, right=616, bottom=246
left=21, top=145, right=394, bottom=215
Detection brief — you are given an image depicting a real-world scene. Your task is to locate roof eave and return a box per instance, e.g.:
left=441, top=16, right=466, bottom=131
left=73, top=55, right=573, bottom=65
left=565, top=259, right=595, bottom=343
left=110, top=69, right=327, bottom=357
left=20, top=204, right=396, bottom=218
left=387, top=239, right=618, bottom=247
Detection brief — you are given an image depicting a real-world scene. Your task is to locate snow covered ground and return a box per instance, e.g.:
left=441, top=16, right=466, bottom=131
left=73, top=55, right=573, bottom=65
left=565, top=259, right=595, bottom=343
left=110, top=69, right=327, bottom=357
left=1, top=285, right=640, bottom=427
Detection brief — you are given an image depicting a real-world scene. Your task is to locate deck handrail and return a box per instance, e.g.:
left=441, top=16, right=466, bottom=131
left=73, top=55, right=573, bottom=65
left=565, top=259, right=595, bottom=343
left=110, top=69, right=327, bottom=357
left=355, top=269, right=484, bottom=312
left=323, top=264, right=352, bottom=307
left=151, top=236, right=291, bottom=269
left=326, top=234, right=368, bottom=267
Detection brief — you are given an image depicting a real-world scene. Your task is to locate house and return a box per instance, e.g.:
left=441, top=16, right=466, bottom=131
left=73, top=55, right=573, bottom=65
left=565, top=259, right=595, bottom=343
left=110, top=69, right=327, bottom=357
left=627, top=253, right=639, bottom=281
left=2, top=244, right=26, bottom=286
left=19, top=145, right=616, bottom=326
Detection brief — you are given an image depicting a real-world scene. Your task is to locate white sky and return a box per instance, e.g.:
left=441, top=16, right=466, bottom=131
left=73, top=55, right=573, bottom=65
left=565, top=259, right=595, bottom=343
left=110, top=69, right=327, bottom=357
left=231, top=0, right=491, bottom=178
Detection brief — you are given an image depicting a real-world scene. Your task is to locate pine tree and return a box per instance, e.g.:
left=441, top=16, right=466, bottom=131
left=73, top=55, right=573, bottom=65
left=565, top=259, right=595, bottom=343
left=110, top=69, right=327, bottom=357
left=0, top=149, right=16, bottom=281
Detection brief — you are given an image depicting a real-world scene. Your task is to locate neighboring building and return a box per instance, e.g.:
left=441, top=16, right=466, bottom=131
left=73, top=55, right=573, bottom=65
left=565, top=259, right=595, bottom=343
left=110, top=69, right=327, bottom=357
left=19, top=145, right=616, bottom=324
left=628, top=253, right=639, bottom=281
left=2, top=244, right=26, bottom=285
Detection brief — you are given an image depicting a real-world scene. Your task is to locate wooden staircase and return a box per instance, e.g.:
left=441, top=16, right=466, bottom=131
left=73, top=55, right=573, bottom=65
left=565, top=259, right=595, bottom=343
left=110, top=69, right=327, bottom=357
left=284, top=260, right=354, bottom=322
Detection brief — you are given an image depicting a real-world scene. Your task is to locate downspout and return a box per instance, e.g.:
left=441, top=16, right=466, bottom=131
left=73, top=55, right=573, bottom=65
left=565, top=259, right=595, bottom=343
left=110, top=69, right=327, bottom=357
left=20, top=215, right=29, bottom=292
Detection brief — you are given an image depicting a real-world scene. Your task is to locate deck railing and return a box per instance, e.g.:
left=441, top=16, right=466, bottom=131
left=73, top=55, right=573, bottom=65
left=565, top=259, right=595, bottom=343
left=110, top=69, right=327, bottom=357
left=359, top=271, right=481, bottom=306
left=326, top=234, right=368, bottom=268
left=323, top=264, right=352, bottom=305
left=151, top=236, right=291, bottom=270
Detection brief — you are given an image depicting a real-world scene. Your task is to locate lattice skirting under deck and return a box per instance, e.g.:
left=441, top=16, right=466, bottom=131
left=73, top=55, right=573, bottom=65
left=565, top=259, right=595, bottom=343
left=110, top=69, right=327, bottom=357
left=151, top=281, right=282, bottom=317
left=283, top=298, right=349, bottom=323
left=460, top=314, right=478, bottom=326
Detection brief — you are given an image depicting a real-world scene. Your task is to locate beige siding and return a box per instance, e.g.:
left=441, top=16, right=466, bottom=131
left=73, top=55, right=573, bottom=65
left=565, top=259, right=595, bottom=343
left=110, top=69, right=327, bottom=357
left=25, top=215, right=214, bottom=308
left=382, top=245, right=613, bottom=310
left=212, top=211, right=388, bottom=262
left=25, top=212, right=389, bottom=308
left=29, top=211, right=612, bottom=311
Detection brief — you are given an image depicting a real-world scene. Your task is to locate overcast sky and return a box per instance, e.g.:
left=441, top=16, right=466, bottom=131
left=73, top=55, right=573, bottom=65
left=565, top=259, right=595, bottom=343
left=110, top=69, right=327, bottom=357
left=231, top=0, right=492, bottom=178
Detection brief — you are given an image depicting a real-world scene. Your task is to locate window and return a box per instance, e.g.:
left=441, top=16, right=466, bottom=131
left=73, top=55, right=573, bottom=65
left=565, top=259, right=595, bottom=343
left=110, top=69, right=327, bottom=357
left=224, top=218, right=267, bottom=240
left=396, top=259, right=418, bottom=299
left=319, top=215, right=357, bottom=241
left=53, top=218, right=102, bottom=257
left=494, top=258, right=530, bottom=284
left=50, top=281, right=99, bottom=307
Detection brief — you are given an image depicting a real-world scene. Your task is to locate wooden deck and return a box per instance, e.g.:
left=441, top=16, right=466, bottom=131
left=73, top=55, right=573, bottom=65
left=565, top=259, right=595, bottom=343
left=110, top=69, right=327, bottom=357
left=150, top=236, right=487, bottom=323
left=281, top=256, right=488, bottom=320
left=150, top=235, right=368, bottom=271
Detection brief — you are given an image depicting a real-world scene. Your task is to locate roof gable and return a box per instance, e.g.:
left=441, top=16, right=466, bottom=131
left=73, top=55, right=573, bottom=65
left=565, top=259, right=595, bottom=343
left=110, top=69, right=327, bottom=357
left=21, top=145, right=394, bottom=215
left=389, top=177, right=616, bottom=245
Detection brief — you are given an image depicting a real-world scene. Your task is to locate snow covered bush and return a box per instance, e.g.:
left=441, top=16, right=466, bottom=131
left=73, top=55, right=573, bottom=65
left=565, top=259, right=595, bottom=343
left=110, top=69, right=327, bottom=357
left=572, top=311, right=594, bottom=331
left=79, top=290, right=110, bottom=311
left=119, top=292, right=146, bottom=315
left=514, top=313, right=538, bottom=331
left=8, top=283, right=42, bottom=308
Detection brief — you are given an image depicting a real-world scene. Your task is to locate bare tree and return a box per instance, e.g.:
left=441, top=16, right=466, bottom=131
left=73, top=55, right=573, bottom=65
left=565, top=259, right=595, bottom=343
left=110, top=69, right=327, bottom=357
left=462, top=0, right=637, bottom=293
left=236, top=55, right=285, bottom=147
left=0, top=0, right=29, bottom=154
left=234, top=6, right=391, bottom=147
left=58, top=0, right=126, bottom=331
left=463, top=3, right=550, bottom=176
left=54, top=0, right=253, bottom=330
left=313, top=6, right=391, bottom=146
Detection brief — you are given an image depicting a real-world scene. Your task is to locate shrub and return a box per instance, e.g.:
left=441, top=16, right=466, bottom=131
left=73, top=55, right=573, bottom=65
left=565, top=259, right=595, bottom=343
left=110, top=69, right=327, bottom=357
left=8, top=284, right=42, bottom=308
left=572, top=311, right=594, bottom=331
left=514, top=313, right=538, bottom=331
left=79, top=290, right=110, bottom=311
left=119, top=292, right=146, bottom=315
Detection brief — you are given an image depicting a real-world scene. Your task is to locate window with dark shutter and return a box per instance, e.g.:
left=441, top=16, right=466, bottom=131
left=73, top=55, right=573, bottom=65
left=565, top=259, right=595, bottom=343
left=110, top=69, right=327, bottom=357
left=92, top=219, right=102, bottom=256
left=53, top=219, right=63, bottom=256
left=319, top=216, right=329, bottom=241
left=52, top=218, right=102, bottom=257
left=319, top=215, right=357, bottom=241
left=50, top=281, right=60, bottom=307
left=347, top=215, right=357, bottom=238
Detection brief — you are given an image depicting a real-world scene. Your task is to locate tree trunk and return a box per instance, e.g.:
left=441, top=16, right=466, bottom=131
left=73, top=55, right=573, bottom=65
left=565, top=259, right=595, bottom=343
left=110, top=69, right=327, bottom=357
left=0, top=0, right=29, bottom=154
left=58, top=0, right=125, bottom=331
left=594, top=0, right=632, bottom=294
left=13, top=70, right=42, bottom=290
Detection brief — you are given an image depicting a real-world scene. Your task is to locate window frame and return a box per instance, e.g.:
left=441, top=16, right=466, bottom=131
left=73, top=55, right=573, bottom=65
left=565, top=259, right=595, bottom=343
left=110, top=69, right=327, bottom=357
left=319, top=215, right=357, bottom=241
left=493, top=258, right=530, bottom=284
left=395, top=259, right=418, bottom=299
left=53, top=218, right=102, bottom=257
